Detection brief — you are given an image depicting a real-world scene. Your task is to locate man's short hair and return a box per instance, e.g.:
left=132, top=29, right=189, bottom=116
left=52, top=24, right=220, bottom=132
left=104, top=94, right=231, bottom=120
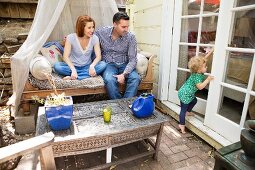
left=113, top=12, right=129, bottom=23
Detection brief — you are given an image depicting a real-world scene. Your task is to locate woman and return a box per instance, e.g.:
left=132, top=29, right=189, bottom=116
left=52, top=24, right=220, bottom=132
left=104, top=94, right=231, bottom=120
left=54, top=15, right=106, bottom=80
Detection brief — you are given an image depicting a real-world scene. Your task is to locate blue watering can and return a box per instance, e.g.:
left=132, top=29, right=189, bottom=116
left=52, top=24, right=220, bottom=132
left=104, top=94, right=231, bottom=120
left=131, top=93, right=155, bottom=118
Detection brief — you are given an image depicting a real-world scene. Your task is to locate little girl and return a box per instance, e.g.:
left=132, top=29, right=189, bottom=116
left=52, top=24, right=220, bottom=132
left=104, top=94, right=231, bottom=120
left=178, top=56, right=214, bottom=134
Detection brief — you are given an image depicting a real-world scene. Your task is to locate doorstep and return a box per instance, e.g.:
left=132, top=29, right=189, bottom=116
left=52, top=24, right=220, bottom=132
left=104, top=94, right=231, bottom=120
left=157, top=100, right=232, bottom=149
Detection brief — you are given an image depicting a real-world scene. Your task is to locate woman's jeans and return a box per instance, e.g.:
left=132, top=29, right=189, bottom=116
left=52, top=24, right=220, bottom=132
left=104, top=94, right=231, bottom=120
left=54, top=61, right=107, bottom=80
left=102, top=63, right=140, bottom=99
left=179, top=97, right=197, bottom=125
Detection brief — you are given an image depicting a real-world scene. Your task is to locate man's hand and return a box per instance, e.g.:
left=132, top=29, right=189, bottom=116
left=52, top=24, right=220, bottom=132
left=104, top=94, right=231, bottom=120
left=89, top=65, right=97, bottom=77
left=113, top=74, right=125, bottom=84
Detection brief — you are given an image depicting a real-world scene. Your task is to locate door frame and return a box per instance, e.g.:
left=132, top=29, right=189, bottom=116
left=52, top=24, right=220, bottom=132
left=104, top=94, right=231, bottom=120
left=204, top=0, right=255, bottom=142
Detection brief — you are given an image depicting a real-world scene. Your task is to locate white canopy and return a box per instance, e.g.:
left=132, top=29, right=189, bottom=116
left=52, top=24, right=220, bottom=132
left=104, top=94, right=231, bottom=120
left=8, top=0, right=118, bottom=115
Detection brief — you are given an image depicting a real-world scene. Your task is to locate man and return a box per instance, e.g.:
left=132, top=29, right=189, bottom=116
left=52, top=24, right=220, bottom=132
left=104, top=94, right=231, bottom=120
left=95, top=12, right=140, bottom=99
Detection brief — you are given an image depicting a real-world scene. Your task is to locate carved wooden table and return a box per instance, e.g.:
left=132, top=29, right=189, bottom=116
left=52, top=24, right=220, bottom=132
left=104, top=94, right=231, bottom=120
left=36, top=98, right=169, bottom=169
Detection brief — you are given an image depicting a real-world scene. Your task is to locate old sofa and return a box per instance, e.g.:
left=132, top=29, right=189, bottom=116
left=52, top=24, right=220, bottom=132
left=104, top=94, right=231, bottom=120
left=21, top=50, right=156, bottom=113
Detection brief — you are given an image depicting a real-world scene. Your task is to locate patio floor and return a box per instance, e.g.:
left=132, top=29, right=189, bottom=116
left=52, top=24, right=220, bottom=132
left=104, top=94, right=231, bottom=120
left=56, top=118, right=215, bottom=170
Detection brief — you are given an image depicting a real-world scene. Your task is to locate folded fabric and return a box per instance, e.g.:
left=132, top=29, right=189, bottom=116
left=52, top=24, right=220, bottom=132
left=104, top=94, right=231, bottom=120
left=43, top=41, right=64, bottom=55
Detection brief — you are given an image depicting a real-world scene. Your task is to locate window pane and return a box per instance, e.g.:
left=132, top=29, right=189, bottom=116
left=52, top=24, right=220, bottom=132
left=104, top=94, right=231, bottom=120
left=219, top=86, right=245, bottom=124
left=235, top=0, right=255, bottom=7
left=180, top=18, right=199, bottom=43
left=200, top=17, right=218, bottom=44
left=248, top=94, right=255, bottom=120
left=178, top=45, right=195, bottom=68
left=176, top=70, right=190, bottom=91
left=229, top=9, right=255, bottom=48
left=203, top=0, right=220, bottom=13
left=224, top=52, right=253, bottom=89
left=183, top=0, right=201, bottom=15
left=199, top=46, right=214, bottom=73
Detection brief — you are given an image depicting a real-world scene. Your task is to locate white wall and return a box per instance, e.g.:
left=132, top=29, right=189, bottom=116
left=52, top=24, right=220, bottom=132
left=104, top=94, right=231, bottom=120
left=127, top=0, right=163, bottom=97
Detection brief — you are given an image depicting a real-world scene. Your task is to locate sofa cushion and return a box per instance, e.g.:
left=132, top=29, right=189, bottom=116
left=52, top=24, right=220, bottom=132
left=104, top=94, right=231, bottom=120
left=40, top=45, right=63, bottom=66
left=136, top=53, right=148, bottom=79
left=28, top=73, right=104, bottom=90
left=29, top=55, right=52, bottom=80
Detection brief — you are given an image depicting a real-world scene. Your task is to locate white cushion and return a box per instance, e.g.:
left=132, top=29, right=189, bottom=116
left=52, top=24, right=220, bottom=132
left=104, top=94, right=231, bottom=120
left=136, top=53, right=149, bottom=78
left=40, top=45, right=63, bottom=66
left=29, top=55, right=52, bottom=80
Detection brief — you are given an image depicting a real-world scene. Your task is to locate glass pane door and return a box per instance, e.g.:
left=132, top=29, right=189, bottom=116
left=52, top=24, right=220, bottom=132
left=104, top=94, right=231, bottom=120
left=169, top=0, right=220, bottom=114
left=205, top=0, right=255, bottom=142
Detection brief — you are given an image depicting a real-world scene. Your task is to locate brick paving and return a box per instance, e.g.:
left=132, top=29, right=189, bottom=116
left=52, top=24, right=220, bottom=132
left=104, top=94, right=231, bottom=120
left=57, top=118, right=215, bottom=170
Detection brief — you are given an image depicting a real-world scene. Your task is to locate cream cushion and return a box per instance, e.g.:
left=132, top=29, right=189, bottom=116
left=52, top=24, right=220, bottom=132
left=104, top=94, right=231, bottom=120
left=29, top=54, right=52, bottom=80
left=136, top=53, right=149, bottom=79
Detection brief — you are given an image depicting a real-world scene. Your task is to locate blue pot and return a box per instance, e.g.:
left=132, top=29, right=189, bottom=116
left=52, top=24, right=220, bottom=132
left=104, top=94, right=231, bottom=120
left=131, top=93, right=155, bottom=118
left=45, top=96, right=73, bottom=131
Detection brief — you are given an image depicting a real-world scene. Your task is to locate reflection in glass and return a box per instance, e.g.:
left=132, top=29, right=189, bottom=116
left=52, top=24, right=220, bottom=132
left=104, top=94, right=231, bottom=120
left=224, top=52, right=253, bottom=88
left=176, top=70, right=190, bottom=91
left=183, top=0, right=220, bottom=15
left=248, top=93, right=255, bottom=120
left=229, top=10, right=255, bottom=48
left=218, top=86, right=245, bottom=124
left=236, top=0, right=255, bottom=7
left=203, top=0, right=220, bottom=13
left=183, top=0, right=201, bottom=15
left=199, top=46, right=214, bottom=73
left=178, top=45, right=196, bottom=69
left=200, top=17, right=218, bottom=44
left=180, top=18, right=199, bottom=43
left=176, top=70, right=208, bottom=100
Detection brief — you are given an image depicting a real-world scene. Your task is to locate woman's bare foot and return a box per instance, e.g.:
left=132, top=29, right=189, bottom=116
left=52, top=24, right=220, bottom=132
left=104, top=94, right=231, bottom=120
left=63, top=76, right=71, bottom=80
left=186, top=112, right=194, bottom=116
left=178, top=124, right=186, bottom=134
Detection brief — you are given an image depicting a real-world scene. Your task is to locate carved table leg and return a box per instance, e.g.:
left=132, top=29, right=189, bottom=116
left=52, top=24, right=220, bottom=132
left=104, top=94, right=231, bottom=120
left=106, top=147, right=112, bottom=163
left=153, top=123, right=164, bottom=160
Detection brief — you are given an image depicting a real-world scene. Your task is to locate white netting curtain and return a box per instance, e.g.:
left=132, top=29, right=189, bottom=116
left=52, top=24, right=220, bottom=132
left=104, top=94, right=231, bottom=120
left=8, top=0, right=118, bottom=115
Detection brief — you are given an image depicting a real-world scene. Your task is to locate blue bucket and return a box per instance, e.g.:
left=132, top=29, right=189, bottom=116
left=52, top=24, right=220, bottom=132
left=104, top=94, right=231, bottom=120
left=45, top=96, right=73, bottom=131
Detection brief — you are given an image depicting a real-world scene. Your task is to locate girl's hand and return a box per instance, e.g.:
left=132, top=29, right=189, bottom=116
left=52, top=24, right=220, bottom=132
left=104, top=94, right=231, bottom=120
left=89, top=65, right=96, bottom=77
left=207, top=75, right=214, bottom=81
left=71, top=69, right=78, bottom=80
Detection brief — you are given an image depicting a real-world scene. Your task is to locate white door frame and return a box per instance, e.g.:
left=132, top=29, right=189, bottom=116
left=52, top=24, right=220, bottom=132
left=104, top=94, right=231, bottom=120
left=158, top=0, right=175, bottom=101
left=204, top=0, right=255, bottom=142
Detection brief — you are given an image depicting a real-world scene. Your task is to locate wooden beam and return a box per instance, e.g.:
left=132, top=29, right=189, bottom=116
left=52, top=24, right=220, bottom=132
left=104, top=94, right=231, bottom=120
left=0, top=132, right=54, bottom=164
left=0, top=0, right=38, bottom=3
left=22, top=82, right=153, bottom=100
left=40, top=146, right=56, bottom=170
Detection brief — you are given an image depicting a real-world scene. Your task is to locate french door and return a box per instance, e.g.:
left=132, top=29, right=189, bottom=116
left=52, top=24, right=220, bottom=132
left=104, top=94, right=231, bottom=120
left=168, top=0, right=255, bottom=142
left=204, top=0, right=255, bottom=142
left=168, top=0, right=220, bottom=114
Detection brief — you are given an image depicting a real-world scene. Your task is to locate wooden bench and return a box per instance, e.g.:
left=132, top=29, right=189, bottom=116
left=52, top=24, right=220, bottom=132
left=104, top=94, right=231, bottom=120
left=0, top=132, right=56, bottom=170
left=21, top=53, right=156, bottom=113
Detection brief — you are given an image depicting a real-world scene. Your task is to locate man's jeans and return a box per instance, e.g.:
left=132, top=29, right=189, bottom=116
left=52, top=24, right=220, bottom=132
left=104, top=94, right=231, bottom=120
left=54, top=61, right=107, bottom=80
left=102, top=63, right=140, bottom=99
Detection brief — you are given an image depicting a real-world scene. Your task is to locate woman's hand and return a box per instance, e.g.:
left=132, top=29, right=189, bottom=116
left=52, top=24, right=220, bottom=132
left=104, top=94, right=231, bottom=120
left=89, top=65, right=97, bottom=77
left=71, top=69, right=78, bottom=80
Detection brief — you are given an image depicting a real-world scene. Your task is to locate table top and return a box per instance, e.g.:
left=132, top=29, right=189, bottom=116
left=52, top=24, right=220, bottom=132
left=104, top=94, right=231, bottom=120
left=36, top=98, right=170, bottom=142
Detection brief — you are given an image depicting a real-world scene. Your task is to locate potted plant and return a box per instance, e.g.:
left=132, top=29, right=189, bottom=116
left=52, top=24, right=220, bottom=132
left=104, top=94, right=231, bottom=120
left=32, top=74, right=73, bottom=131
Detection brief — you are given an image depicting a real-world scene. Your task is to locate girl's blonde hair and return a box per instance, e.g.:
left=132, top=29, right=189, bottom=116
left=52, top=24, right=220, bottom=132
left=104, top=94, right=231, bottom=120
left=188, top=56, right=206, bottom=73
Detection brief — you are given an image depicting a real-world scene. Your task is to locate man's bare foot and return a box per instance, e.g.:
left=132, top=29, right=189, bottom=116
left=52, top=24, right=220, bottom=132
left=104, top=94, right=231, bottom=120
left=178, top=124, right=186, bottom=134
left=186, top=112, right=194, bottom=116
left=63, top=76, right=71, bottom=80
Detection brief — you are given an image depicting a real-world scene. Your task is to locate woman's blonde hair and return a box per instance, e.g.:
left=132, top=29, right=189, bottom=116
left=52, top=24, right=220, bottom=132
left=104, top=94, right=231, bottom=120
left=188, top=56, right=206, bottom=73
